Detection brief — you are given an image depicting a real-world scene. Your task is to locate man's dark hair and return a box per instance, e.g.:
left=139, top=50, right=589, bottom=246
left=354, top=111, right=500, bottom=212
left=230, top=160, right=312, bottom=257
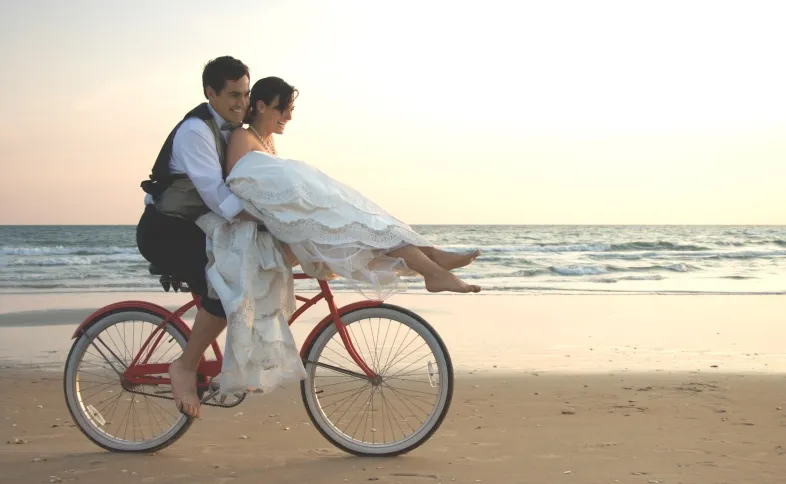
left=202, top=56, right=250, bottom=98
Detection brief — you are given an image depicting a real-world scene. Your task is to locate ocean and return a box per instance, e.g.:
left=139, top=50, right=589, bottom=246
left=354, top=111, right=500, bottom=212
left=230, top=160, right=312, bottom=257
left=1, top=225, right=784, bottom=296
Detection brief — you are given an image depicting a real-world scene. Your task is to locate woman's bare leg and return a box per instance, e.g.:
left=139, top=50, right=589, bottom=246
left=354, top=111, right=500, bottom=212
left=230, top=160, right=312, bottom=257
left=388, top=245, right=480, bottom=293
left=279, top=243, right=300, bottom=267
left=420, top=246, right=480, bottom=270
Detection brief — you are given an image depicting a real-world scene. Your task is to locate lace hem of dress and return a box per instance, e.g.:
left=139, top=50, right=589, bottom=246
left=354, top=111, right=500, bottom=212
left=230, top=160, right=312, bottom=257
left=249, top=211, right=433, bottom=249
left=232, top=177, right=388, bottom=217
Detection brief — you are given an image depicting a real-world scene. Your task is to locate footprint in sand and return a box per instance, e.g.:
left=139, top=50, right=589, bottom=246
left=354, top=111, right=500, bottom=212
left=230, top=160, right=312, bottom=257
left=471, top=441, right=501, bottom=447
left=308, top=447, right=341, bottom=456
left=461, top=454, right=512, bottom=463
left=390, top=473, right=439, bottom=480
left=533, top=453, right=562, bottom=459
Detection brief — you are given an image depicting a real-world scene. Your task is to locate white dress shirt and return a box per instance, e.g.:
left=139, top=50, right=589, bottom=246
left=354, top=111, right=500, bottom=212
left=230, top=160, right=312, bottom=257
left=144, top=104, right=244, bottom=221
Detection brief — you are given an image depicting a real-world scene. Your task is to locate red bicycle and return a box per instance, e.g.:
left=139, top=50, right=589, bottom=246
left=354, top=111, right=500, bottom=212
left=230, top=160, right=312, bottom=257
left=63, top=265, right=453, bottom=456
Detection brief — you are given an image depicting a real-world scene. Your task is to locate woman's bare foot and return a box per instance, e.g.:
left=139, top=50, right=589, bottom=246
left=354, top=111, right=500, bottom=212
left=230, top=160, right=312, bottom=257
left=387, top=245, right=480, bottom=293
left=423, top=247, right=481, bottom=270
left=424, top=268, right=481, bottom=293
left=169, top=358, right=201, bottom=418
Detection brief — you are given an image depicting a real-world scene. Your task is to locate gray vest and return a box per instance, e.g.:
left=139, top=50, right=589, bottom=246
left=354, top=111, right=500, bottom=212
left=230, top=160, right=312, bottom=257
left=141, top=103, right=228, bottom=221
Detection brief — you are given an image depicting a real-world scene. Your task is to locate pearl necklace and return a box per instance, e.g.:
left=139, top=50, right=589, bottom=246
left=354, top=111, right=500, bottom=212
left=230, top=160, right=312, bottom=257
left=249, top=126, right=277, bottom=155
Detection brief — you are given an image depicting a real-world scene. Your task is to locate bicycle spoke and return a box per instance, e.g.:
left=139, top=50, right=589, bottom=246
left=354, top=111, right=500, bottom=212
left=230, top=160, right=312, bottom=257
left=380, top=329, right=421, bottom=376
left=318, top=381, right=371, bottom=409
left=381, top=382, right=434, bottom=418
left=325, top=382, right=372, bottom=425
left=378, top=388, right=416, bottom=435
left=349, top=323, right=376, bottom=373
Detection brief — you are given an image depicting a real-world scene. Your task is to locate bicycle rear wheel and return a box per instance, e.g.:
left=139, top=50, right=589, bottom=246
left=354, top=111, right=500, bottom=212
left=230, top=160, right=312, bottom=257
left=63, top=309, right=196, bottom=453
left=300, top=304, right=453, bottom=457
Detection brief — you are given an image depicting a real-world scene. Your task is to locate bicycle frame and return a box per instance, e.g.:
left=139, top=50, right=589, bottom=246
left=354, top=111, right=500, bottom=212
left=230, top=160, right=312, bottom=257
left=76, top=273, right=382, bottom=389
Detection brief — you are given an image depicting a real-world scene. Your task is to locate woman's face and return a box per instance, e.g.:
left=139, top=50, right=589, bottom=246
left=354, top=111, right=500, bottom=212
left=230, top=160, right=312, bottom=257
left=256, top=95, right=294, bottom=135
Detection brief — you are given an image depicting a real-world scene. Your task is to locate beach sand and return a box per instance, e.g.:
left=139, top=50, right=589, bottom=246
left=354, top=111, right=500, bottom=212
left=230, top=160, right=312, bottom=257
left=1, top=293, right=785, bottom=483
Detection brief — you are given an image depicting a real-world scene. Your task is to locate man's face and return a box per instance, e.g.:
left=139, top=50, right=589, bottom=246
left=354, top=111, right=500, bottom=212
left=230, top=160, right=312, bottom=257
left=206, top=75, right=251, bottom=124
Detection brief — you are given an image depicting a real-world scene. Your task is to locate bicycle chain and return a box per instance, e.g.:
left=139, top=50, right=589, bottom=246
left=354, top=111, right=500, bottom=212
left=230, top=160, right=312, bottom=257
left=121, top=380, right=247, bottom=408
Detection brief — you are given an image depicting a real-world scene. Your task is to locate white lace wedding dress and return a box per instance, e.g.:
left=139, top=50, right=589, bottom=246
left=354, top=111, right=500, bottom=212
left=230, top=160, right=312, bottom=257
left=196, top=150, right=434, bottom=395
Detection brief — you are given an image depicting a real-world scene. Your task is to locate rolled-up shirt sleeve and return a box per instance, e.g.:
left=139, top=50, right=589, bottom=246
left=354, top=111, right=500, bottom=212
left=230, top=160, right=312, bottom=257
left=171, top=120, right=244, bottom=221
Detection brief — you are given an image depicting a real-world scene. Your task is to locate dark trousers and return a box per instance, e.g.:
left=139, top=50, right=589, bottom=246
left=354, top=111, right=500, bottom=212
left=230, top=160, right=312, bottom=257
left=136, top=204, right=226, bottom=318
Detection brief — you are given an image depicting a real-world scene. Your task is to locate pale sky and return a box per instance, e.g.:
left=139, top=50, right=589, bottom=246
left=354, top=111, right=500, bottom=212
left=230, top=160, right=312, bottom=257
left=1, top=0, right=784, bottom=225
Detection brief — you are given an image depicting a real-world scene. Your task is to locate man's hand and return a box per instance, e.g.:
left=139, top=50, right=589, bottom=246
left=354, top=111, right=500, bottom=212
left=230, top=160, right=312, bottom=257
left=235, top=210, right=260, bottom=222
left=235, top=210, right=268, bottom=232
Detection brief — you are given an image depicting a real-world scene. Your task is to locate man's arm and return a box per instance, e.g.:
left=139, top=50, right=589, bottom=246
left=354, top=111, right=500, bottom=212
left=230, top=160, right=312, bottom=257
left=171, top=120, right=244, bottom=221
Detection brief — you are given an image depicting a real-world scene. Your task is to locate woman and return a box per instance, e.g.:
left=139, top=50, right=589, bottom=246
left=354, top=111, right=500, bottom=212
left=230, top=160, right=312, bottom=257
left=224, top=76, right=482, bottom=296
left=195, top=77, right=481, bottom=395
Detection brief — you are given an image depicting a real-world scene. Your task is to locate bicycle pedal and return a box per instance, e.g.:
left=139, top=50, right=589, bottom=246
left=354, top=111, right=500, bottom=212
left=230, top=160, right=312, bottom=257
left=200, top=378, right=248, bottom=408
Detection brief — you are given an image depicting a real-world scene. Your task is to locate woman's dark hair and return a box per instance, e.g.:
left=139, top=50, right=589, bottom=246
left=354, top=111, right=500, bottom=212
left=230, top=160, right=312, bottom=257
left=202, top=56, right=250, bottom=98
left=244, top=76, right=299, bottom=123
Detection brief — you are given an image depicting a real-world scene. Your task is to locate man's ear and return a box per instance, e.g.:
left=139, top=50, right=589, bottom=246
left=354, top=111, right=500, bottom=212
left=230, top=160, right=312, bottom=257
left=205, top=86, right=217, bottom=100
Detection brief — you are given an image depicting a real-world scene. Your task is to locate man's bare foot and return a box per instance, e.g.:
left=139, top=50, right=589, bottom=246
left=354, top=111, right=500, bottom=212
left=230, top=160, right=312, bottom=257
left=169, top=358, right=201, bottom=418
left=424, top=269, right=481, bottom=293
left=423, top=247, right=481, bottom=270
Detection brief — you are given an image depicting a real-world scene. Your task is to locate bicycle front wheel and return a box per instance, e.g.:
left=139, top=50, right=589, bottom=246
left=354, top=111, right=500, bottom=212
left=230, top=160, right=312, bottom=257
left=300, top=304, right=453, bottom=457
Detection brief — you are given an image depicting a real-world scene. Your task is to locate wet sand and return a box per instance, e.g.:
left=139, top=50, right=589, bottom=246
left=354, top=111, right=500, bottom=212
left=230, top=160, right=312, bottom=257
left=2, top=292, right=786, bottom=373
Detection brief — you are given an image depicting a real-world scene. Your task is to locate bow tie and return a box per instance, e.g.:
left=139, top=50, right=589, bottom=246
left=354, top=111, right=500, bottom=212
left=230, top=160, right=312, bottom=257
left=221, top=122, right=242, bottom=131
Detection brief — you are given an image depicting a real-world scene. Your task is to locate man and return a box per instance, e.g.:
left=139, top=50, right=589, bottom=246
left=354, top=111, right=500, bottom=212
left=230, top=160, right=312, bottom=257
left=136, top=56, right=258, bottom=418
